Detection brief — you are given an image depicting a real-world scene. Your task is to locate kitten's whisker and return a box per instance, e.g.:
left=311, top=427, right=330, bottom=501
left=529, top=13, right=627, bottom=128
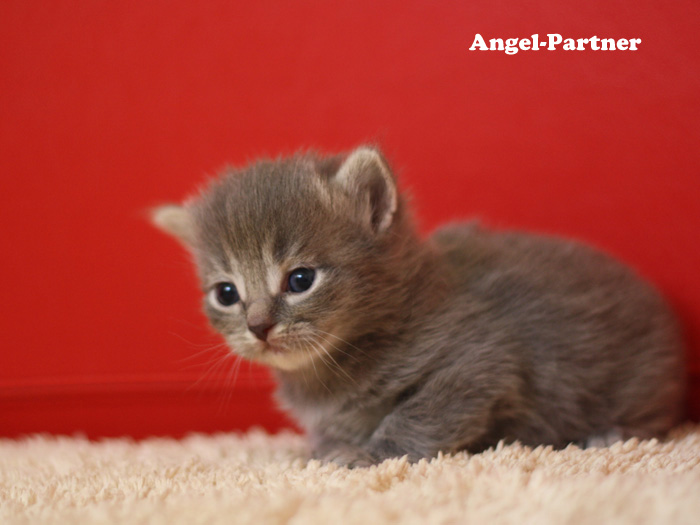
left=308, top=332, right=355, bottom=371
left=312, top=333, right=361, bottom=364
left=219, top=355, right=244, bottom=414
left=202, top=353, right=235, bottom=388
left=168, top=330, right=226, bottom=350
left=182, top=353, right=227, bottom=371
left=211, top=355, right=233, bottom=414
left=313, top=329, right=369, bottom=358
left=300, top=336, right=331, bottom=394
left=175, top=343, right=227, bottom=369
left=307, top=333, right=357, bottom=386
left=296, top=344, right=310, bottom=389
left=222, top=354, right=240, bottom=390
left=186, top=351, right=234, bottom=393
left=231, top=355, right=244, bottom=389
left=245, top=357, right=254, bottom=383
left=187, top=356, right=225, bottom=391
left=177, top=344, right=231, bottom=368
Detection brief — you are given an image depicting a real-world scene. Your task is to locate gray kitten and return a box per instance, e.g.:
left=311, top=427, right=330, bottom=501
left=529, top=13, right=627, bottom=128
left=153, top=146, right=685, bottom=467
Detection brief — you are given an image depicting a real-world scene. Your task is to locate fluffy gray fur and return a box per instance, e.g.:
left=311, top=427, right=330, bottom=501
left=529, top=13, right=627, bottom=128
left=153, top=146, right=685, bottom=467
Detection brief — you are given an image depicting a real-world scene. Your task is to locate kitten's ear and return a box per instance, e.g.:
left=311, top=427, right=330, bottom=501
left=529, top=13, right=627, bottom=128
left=151, top=204, right=197, bottom=247
left=333, top=147, right=398, bottom=233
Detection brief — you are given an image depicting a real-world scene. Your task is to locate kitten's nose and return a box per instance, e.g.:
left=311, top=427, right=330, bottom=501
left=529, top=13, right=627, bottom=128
left=247, top=299, right=276, bottom=342
left=248, top=321, right=275, bottom=342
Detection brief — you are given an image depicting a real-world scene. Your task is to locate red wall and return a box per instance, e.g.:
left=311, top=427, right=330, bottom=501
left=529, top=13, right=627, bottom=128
left=1, top=1, right=698, bottom=438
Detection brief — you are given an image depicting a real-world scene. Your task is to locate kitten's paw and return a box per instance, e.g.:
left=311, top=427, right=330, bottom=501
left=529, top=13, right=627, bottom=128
left=367, top=438, right=423, bottom=464
left=584, top=429, right=624, bottom=448
left=314, top=444, right=377, bottom=468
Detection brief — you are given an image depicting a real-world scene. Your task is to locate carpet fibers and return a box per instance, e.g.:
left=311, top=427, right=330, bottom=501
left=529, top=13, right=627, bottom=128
left=1, top=425, right=699, bottom=524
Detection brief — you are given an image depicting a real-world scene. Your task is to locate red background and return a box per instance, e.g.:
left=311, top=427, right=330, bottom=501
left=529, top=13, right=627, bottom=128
left=1, top=1, right=698, bottom=438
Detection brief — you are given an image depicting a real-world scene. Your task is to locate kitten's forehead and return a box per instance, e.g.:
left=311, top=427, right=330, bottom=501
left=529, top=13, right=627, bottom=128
left=193, top=156, right=334, bottom=273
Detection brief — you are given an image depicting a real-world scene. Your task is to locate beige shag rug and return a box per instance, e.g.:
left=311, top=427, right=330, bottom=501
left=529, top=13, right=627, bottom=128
left=1, top=426, right=699, bottom=525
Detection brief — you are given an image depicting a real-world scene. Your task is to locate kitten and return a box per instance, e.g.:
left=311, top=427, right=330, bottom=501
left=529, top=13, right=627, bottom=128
left=153, top=146, right=685, bottom=467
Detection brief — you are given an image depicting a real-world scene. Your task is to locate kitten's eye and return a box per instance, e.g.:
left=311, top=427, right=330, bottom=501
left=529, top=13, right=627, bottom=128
left=214, top=282, right=240, bottom=306
left=287, top=268, right=315, bottom=293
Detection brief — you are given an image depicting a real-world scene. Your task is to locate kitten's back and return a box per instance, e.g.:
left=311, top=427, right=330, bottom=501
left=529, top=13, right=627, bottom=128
left=430, top=223, right=685, bottom=446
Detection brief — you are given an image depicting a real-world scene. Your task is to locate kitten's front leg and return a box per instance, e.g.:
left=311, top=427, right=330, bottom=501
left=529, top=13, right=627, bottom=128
left=363, top=376, right=503, bottom=463
left=364, top=409, right=487, bottom=464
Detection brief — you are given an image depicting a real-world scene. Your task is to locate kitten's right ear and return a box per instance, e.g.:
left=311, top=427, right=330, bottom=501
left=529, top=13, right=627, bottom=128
left=151, top=204, right=197, bottom=247
left=332, top=146, right=398, bottom=234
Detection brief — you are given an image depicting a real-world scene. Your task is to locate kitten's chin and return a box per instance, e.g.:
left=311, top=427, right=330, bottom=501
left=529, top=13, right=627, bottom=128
left=230, top=339, right=317, bottom=371
left=258, top=350, right=315, bottom=371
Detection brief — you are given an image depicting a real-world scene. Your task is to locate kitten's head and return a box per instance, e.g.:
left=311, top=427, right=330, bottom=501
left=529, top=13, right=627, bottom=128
left=153, top=146, right=417, bottom=371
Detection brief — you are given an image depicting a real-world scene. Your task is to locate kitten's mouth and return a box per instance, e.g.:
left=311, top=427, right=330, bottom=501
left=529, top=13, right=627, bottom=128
left=249, top=334, right=323, bottom=371
left=261, top=339, right=287, bottom=354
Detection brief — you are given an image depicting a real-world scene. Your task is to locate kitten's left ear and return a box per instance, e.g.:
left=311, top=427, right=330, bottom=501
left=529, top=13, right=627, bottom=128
left=151, top=204, right=197, bottom=247
left=333, top=147, right=398, bottom=234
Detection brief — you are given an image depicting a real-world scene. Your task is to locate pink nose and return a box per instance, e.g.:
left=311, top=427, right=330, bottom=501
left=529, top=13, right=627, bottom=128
left=248, top=321, right=275, bottom=341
